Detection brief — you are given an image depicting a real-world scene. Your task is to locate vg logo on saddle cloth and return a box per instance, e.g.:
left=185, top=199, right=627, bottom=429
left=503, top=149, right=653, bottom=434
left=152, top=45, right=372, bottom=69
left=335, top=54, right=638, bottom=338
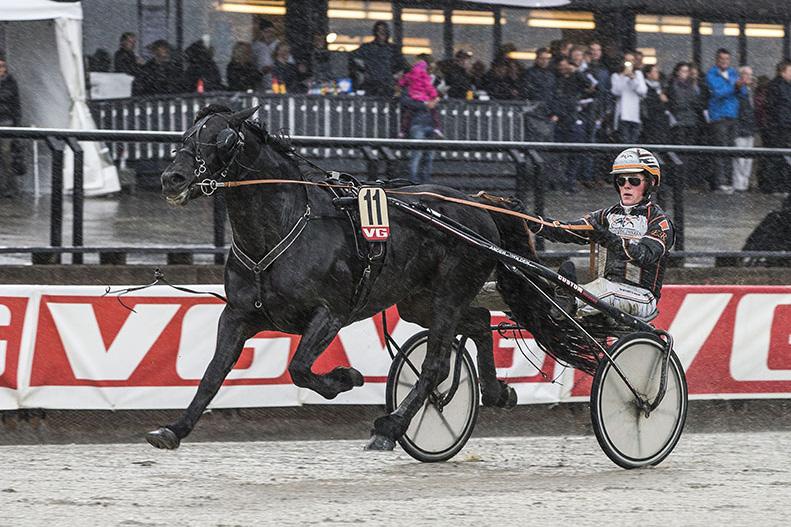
left=358, top=187, right=390, bottom=241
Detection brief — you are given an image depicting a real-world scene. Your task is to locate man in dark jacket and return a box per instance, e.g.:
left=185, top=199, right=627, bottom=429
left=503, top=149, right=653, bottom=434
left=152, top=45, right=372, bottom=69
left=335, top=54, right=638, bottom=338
left=114, top=32, right=144, bottom=77
left=551, top=58, right=595, bottom=192
left=765, top=59, right=791, bottom=194
left=133, top=40, right=183, bottom=96
left=351, top=22, right=408, bottom=97
left=443, top=50, right=473, bottom=99
left=0, top=55, right=21, bottom=198
left=522, top=47, right=556, bottom=106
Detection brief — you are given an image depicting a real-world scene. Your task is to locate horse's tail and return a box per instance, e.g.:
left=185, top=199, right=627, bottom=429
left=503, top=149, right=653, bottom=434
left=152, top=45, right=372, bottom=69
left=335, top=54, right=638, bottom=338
left=480, top=194, right=599, bottom=375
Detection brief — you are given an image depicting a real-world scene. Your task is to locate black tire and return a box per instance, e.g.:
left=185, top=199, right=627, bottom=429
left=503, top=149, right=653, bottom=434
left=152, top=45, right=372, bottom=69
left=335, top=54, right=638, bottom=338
left=385, top=330, right=480, bottom=463
left=590, top=332, right=688, bottom=469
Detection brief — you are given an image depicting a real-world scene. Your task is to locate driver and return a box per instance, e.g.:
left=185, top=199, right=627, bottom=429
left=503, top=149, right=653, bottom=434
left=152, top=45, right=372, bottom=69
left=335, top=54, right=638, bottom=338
left=528, top=147, right=675, bottom=320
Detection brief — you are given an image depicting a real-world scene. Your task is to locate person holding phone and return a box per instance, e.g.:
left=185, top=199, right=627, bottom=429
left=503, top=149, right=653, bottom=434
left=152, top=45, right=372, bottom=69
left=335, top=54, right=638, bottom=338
left=611, top=52, right=647, bottom=144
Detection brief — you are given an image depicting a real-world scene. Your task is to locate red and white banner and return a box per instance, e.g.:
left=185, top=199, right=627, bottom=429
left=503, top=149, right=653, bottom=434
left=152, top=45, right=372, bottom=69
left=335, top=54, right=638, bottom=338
left=0, top=284, right=789, bottom=410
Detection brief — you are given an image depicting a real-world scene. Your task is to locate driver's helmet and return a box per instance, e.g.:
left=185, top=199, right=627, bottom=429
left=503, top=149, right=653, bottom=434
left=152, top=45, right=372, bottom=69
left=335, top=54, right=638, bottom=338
left=609, top=147, right=661, bottom=194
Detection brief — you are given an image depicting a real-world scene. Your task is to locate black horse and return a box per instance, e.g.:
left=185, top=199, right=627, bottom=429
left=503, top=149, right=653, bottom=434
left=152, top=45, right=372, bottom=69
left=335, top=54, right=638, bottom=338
left=150, top=104, right=517, bottom=450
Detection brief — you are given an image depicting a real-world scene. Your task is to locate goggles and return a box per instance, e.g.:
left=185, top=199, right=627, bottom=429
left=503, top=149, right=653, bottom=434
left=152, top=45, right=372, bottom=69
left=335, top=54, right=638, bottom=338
left=616, top=176, right=645, bottom=187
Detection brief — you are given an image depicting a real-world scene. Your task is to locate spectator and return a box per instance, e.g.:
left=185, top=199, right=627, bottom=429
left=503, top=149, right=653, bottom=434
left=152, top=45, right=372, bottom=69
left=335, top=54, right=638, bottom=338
left=482, top=58, right=519, bottom=100
left=443, top=50, right=473, bottom=99
left=0, top=55, right=21, bottom=198
left=668, top=62, right=705, bottom=187
left=764, top=59, right=791, bottom=194
left=227, top=42, right=262, bottom=92
left=399, top=55, right=442, bottom=138
left=641, top=64, right=671, bottom=144
left=550, top=39, right=573, bottom=69
left=470, top=60, right=487, bottom=89
left=310, top=33, right=333, bottom=83
left=570, top=45, right=588, bottom=72
left=184, top=39, right=224, bottom=93
left=400, top=93, right=439, bottom=183
left=582, top=41, right=612, bottom=180
left=522, top=47, right=556, bottom=106
left=611, top=51, right=647, bottom=143
left=133, top=40, right=182, bottom=96
left=351, top=21, right=408, bottom=97
left=114, top=32, right=144, bottom=77
left=705, top=48, right=746, bottom=194
left=252, top=19, right=280, bottom=90
left=733, top=66, right=756, bottom=192
left=89, top=49, right=112, bottom=72
left=272, top=42, right=307, bottom=93
left=551, top=57, right=595, bottom=192
left=632, top=50, right=645, bottom=70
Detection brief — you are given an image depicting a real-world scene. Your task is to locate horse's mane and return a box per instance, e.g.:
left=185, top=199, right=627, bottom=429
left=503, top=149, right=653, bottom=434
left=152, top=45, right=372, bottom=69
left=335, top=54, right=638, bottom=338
left=191, top=104, right=313, bottom=180
left=193, top=104, right=233, bottom=123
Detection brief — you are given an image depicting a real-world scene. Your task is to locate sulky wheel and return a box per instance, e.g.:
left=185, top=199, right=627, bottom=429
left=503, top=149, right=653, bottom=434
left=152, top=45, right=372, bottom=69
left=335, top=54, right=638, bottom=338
left=386, top=330, right=480, bottom=463
left=590, top=332, right=688, bottom=469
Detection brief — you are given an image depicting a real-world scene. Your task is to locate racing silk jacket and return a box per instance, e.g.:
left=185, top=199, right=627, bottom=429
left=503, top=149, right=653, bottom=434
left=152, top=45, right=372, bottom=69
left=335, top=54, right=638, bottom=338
left=530, top=200, right=675, bottom=298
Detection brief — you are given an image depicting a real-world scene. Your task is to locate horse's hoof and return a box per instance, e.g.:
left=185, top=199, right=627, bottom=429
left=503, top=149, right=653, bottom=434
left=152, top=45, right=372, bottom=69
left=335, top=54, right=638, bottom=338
left=146, top=427, right=180, bottom=450
left=502, top=385, right=518, bottom=409
left=482, top=383, right=518, bottom=409
left=364, top=434, right=396, bottom=452
left=349, top=368, right=365, bottom=388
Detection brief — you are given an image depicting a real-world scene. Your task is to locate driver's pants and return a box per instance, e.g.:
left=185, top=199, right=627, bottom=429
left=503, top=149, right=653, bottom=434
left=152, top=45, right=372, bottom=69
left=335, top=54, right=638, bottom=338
left=576, top=277, right=658, bottom=321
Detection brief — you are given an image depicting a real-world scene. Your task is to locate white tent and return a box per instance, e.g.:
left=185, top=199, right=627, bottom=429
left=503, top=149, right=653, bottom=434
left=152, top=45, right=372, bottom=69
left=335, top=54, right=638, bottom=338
left=1, top=0, right=120, bottom=196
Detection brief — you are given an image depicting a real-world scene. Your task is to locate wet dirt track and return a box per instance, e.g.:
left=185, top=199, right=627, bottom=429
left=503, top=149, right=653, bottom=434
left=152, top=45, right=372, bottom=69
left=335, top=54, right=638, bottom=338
left=1, top=432, right=789, bottom=526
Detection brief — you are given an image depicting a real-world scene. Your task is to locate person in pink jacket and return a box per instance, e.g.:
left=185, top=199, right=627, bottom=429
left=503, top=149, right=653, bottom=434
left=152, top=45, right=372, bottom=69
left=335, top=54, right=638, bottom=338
left=399, top=57, right=442, bottom=138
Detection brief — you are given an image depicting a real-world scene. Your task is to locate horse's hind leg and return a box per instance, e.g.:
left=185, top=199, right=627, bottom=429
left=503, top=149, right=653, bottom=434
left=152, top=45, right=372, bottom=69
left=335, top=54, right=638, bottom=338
left=456, top=306, right=517, bottom=408
left=146, top=306, right=258, bottom=450
left=367, top=294, right=463, bottom=450
left=287, top=306, right=364, bottom=399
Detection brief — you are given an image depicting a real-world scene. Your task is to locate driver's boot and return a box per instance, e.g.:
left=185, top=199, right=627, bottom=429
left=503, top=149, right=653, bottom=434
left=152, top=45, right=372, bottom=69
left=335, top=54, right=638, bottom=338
left=550, top=260, right=578, bottom=321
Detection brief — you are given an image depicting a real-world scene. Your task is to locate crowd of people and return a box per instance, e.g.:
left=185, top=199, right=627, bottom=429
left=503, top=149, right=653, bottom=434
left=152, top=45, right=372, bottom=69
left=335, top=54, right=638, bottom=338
left=2, top=18, right=790, bottom=194
left=348, top=22, right=791, bottom=193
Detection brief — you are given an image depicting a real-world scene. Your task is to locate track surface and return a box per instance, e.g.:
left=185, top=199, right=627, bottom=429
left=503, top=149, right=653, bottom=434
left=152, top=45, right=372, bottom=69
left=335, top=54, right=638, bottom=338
left=1, top=432, right=789, bottom=526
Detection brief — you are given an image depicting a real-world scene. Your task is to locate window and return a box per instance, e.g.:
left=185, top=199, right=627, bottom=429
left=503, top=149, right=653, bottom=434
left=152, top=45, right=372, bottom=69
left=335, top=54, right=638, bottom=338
left=401, top=8, right=443, bottom=57
left=745, top=24, right=785, bottom=77
left=453, top=9, right=495, bottom=64
left=502, top=9, right=595, bottom=66
left=635, top=15, right=692, bottom=74
left=326, top=1, right=393, bottom=53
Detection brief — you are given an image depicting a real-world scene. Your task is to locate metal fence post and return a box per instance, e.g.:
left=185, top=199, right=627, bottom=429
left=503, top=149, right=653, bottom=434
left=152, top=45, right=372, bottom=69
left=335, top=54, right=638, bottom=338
left=65, top=137, right=84, bottom=264
left=40, top=137, right=64, bottom=264
left=507, top=148, right=529, bottom=210
left=525, top=149, right=546, bottom=250
left=662, top=151, right=685, bottom=267
left=361, top=146, right=380, bottom=180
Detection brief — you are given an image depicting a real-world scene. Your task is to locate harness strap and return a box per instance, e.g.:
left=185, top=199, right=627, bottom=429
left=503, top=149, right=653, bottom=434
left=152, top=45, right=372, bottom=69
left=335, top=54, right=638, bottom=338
left=230, top=204, right=311, bottom=322
left=202, top=178, right=592, bottom=232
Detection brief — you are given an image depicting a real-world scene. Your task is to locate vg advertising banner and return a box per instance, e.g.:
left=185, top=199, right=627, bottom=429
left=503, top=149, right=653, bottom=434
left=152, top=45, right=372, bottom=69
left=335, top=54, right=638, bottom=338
left=0, top=284, right=790, bottom=410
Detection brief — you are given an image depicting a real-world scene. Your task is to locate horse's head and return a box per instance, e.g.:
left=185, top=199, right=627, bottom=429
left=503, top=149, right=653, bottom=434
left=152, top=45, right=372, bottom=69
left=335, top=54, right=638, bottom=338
left=161, top=104, right=260, bottom=206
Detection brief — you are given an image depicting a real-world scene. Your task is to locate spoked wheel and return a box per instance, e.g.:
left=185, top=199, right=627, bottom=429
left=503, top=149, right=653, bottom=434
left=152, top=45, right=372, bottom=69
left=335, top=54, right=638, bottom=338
left=386, top=330, right=480, bottom=463
left=590, top=332, right=688, bottom=469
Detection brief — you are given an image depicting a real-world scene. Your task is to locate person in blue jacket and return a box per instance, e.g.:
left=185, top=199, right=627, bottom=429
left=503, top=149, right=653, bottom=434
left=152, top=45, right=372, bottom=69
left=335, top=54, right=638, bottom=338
left=706, top=48, right=747, bottom=193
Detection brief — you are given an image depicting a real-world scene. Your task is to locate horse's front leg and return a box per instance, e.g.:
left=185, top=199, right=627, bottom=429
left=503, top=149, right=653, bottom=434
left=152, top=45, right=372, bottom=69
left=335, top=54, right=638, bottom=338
left=146, top=305, right=259, bottom=449
left=288, top=306, right=364, bottom=399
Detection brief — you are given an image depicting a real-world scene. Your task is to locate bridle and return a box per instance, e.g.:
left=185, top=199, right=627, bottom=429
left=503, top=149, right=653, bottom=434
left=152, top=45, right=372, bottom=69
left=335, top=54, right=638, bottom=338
left=176, top=113, right=249, bottom=196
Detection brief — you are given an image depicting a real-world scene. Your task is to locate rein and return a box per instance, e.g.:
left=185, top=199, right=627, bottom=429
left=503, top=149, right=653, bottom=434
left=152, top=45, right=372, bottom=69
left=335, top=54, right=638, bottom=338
left=196, top=177, right=593, bottom=232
